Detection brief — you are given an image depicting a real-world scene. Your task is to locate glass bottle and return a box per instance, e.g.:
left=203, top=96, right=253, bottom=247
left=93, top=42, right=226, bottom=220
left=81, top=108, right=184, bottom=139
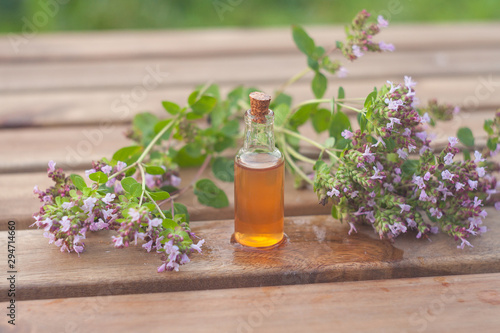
left=233, top=92, right=285, bottom=248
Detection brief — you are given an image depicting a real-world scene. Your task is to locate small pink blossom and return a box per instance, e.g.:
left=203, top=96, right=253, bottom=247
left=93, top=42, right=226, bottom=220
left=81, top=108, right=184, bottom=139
left=473, top=196, right=483, bottom=208
left=455, top=182, right=465, bottom=191
left=424, top=172, right=431, bottom=181
left=82, top=197, right=97, bottom=213
left=404, top=76, right=417, bottom=89
left=495, top=202, right=500, bottom=210
left=419, top=190, right=429, bottom=201
left=448, top=137, right=459, bottom=147
left=60, top=216, right=71, bottom=232
left=415, top=131, right=427, bottom=142
left=444, top=153, right=454, bottom=165
left=370, top=166, right=384, bottom=180
left=441, top=170, right=454, bottom=181
left=457, top=238, right=473, bottom=249
left=474, top=151, right=485, bottom=163
left=421, top=113, right=431, bottom=124
left=350, top=191, right=359, bottom=198
left=149, top=218, right=162, bottom=229
left=112, top=236, right=124, bottom=248
left=171, top=175, right=181, bottom=187
left=85, top=168, right=96, bottom=179
left=157, top=263, right=167, bottom=273
left=341, top=129, right=354, bottom=139
left=468, top=179, right=478, bottom=190
left=476, top=167, right=486, bottom=177
left=101, top=165, right=112, bottom=175
left=397, top=148, right=408, bottom=159
left=48, top=160, right=56, bottom=172
left=102, top=193, right=116, bottom=205
left=348, top=222, right=357, bottom=235
left=191, top=239, right=205, bottom=253
left=180, top=253, right=191, bottom=265
left=143, top=240, right=154, bottom=252
left=167, top=261, right=180, bottom=272
left=116, top=161, right=127, bottom=171
left=337, top=66, right=348, bottom=78
left=379, top=41, right=395, bottom=52
left=377, top=15, right=389, bottom=27
left=386, top=117, right=401, bottom=129
left=352, top=45, right=364, bottom=58
left=327, top=188, right=340, bottom=197
left=398, top=203, right=411, bottom=213
left=408, top=144, right=417, bottom=153
left=402, top=128, right=411, bottom=137
left=129, top=208, right=141, bottom=222
left=61, top=201, right=75, bottom=210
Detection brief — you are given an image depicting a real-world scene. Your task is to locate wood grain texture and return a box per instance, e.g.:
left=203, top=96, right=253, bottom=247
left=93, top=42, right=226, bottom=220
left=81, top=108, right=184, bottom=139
left=0, top=167, right=330, bottom=231
left=0, top=110, right=492, bottom=173
left=1, top=23, right=499, bottom=61
left=1, top=208, right=499, bottom=302
left=2, top=273, right=499, bottom=333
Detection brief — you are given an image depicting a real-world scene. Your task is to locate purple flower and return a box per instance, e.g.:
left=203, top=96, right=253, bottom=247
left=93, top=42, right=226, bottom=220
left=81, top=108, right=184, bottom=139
left=378, top=15, right=389, bottom=27
left=171, top=175, right=181, bottom=187
left=407, top=88, right=415, bottom=97
left=419, top=190, right=429, bottom=202
left=476, top=167, right=486, bottom=177
left=371, top=137, right=386, bottom=148
left=383, top=183, right=394, bottom=192
left=42, top=217, right=53, bottom=232
left=101, top=165, right=112, bottom=175
left=408, top=144, right=417, bottom=153
left=430, top=227, right=439, bottom=234
left=362, top=146, right=375, bottom=163
left=441, top=170, right=454, bottom=181
left=402, top=128, right=411, bottom=137
left=191, top=239, right=205, bottom=253
left=455, top=182, right=465, bottom=191
left=327, top=187, right=340, bottom=197
left=457, top=238, right=473, bottom=249
left=149, top=218, right=162, bottom=229
left=479, top=210, right=488, bottom=218
left=421, top=113, right=431, bottom=124
left=398, top=203, right=411, bottom=213
left=143, top=240, right=154, bottom=252
left=386, top=117, right=401, bottom=129
left=495, top=202, right=500, bottom=210
left=341, top=129, right=354, bottom=139
left=167, top=261, right=180, bottom=272
left=102, top=193, right=116, bottom=205
left=423, top=172, right=431, bottom=181
left=453, top=106, right=460, bottom=114
left=157, top=263, right=167, bottom=273
left=352, top=45, right=364, bottom=58
left=116, top=161, right=127, bottom=171
left=129, top=208, right=141, bottom=222
left=404, top=76, right=417, bottom=89
left=82, top=197, right=97, bottom=213
left=393, top=175, right=401, bottom=183
left=93, top=218, right=109, bottom=231
left=430, top=207, right=443, bottom=219
left=415, top=131, right=427, bottom=142
left=406, top=218, right=417, bottom=228
left=379, top=41, right=395, bottom=52
left=473, top=196, right=483, bottom=208
left=365, top=211, right=375, bottom=223
left=395, top=168, right=401, bottom=175
left=468, top=179, right=478, bottom=190
left=61, top=201, right=75, bottom=210
left=385, top=99, right=404, bottom=111
left=60, top=216, right=71, bottom=232
left=48, top=160, right=56, bottom=172
left=474, top=151, right=485, bottom=163
left=448, top=137, right=459, bottom=147
left=112, top=236, right=124, bottom=248
left=444, top=153, right=454, bottom=165
left=337, top=66, right=348, bottom=78
left=397, top=148, right=408, bottom=159
left=370, top=166, right=384, bottom=180
left=412, top=175, right=425, bottom=189
left=348, top=222, right=357, bottom=235
left=350, top=191, right=359, bottom=198
left=180, top=253, right=191, bottom=265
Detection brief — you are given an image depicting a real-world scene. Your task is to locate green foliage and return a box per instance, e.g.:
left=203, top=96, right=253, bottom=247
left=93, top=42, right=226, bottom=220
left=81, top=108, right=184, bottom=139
left=194, top=179, right=229, bottom=208
left=70, top=174, right=87, bottom=191
left=212, top=157, right=235, bottom=182
left=457, top=127, right=475, bottom=147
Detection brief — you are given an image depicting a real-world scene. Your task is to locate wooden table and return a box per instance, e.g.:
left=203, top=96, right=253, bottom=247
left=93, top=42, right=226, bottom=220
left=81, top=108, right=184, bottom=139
left=1, top=23, right=500, bottom=332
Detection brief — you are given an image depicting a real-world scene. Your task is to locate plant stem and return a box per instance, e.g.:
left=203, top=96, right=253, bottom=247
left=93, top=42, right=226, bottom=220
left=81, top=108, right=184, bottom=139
left=280, top=136, right=314, bottom=185
left=276, top=127, right=340, bottom=160
left=138, top=163, right=146, bottom=205
left=293, top=98, right=365, bottom=111
left=145, top=191, right=167, bottom=220
left=285, top=144, right=316, bottom=164
left=275, top=67, right=312, bottom=97
left=336, top=103, right=364, bottom=113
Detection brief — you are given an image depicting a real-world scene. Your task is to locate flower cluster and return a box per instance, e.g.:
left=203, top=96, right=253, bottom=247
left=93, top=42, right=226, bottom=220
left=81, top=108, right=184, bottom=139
left=315, top=77, right=499, bottom=248
left=339, top=9, right=395, bottom=61
left=32, top=160, right=203, bottom=272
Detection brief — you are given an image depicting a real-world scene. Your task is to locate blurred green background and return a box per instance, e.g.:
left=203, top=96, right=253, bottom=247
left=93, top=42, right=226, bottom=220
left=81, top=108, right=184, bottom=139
left=1, top=0, right=499, bottom=33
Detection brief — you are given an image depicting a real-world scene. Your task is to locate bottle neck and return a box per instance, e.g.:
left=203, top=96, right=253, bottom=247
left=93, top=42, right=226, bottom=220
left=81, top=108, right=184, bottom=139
left=243, top=110, right=276, bottom=153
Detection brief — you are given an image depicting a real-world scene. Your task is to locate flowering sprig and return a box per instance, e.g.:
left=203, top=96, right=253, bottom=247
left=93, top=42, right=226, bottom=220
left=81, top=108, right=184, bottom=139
left=311, top=78, right=499, bottom=248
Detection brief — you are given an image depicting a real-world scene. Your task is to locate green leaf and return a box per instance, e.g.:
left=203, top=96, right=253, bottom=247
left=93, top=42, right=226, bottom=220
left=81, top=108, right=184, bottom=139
left=457, top=127, right=475, bottom=147
left=329, top=110, right=351, bottom=141
left=487, top=137, right=498, bottom=151
left=133, top=112, right=159, bottom=146
left=161, top=101, right=180, bottom=115
left=337, top=86, right=345, bottom=112
left=271, top=93, right=292, bottom=109
left=194, top=179, right=229, bottom=208
left=213, top=134, right=234, bottom=153
left=70, top=174, right=87, bottom=191
left=163, top=203, right=190, bottom=223
left=357, top=112, right=368, bottom=133
left=401, top=159, right=419, bottom=176
left=331, top=204, right=339, bottom=219
left=312, top=108, right=331, bottom=133
left=484, top=119, right=494, bottom=136
left=148, top=190, right=170, bottom=201
left=145, top=165, right=165, bottom=175
left=307, top=56, right=319, bottom=71
left=121, top=177, right=142, bottom=197
left=292, top=25, right=315, bottom=56
left=191, top=95, right=217, bottom=115
left=174, top=147, right=206, bottom=168
left=364, top=90, right=377, bottom=110
left=220, top=120, right=240, bottom=137
left=183, top=142, right=203, bottom=158
left=112, top=146, right=142, bottom=164
left=290, top=103, right=315, bottom=128
left=212, top=157, right=235, bottom=182
left=312, top=72, right=327, bottom=99
left=153, top=119, right=174, bottom=139
left=274, top=103, right=291, bottom=127
left=89, top=171, right=108, bottom=184
left=162, top=218, right=178, bottom=232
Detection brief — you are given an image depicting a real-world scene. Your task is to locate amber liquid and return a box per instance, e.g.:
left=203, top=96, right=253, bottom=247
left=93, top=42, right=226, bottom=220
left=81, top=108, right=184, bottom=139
left=234, top=154, right=284, bottom=248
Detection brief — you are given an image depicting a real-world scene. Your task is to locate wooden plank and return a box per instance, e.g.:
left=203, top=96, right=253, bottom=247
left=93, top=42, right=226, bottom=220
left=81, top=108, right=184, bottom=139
left=2, top=273, right=499, bottom=333
left=1, top=23, right=500, bottom=61
left=1, top=74, right=499, bottom=128
left=0, top=110, right=492, bottom=173
left=2, top=48, right=500, bottom=94
left=0, top=167, right=330, bottom=231
left=1, top=208, right=499, bottom=301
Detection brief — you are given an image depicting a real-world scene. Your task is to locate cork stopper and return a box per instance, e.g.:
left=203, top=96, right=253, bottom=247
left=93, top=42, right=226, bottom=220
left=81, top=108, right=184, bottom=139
left=249, top=91, right=271, bottom=123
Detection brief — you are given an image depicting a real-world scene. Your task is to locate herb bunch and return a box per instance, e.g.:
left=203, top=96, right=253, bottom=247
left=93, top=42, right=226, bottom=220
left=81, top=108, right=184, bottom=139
left=32, top=10, right=498, bottom=273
